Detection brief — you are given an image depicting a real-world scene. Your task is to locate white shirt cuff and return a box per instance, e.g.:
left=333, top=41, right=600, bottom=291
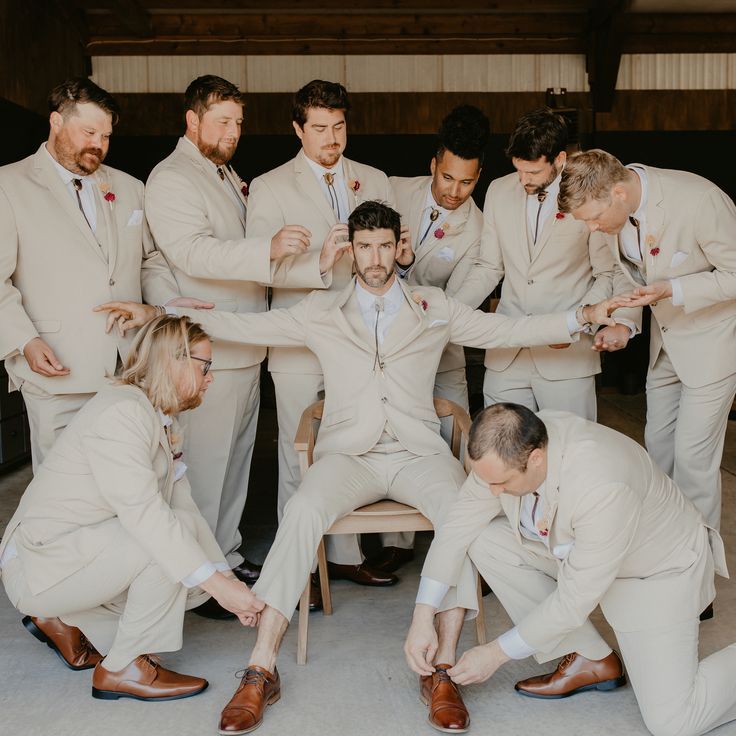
left=416, top=576, right=450, bottom=609
left=165, top=305, right=179, bottom=316
left=612, top=317, right=638, bottom=337
left=497, top=627, right=536, bottom=660
left=567, top=309, right=584, bottom=334
left=670, top=278, right=684, bottom=306
left=181, top=560, right=229, bottom=588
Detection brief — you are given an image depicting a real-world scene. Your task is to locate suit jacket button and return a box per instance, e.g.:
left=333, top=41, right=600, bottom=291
left=527, top=279, right=534, bottom=285
left=381, top=397, right=387, bottom=403
left=109, top=278, right=115, bottom=286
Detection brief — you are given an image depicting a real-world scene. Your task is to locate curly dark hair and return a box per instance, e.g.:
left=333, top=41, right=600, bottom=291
left=292, top=79, right=350, bottom=128
left=505, top=108, right=568, bottom=163
left=436, top=105, right=491, bottom=163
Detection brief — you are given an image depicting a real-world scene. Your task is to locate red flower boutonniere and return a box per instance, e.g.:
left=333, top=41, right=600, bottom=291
left=241, top=182, right=249, bottom=198
left=434, top=222, right=450, bottom=239
left=98, top=181, right=115, bottom=208
left=411, top=292, right=429, bottom=312
left=650, top=247, right=660, bottom=257
left=348, top=179, right=360, bottom=192
left=646, top=235, right=659, bottom=258
left=555, top=212, right=565, bottom=220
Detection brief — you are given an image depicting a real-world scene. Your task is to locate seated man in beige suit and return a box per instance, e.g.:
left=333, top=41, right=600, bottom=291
left=246, top=79, right=401, bottom=591
left=98, top=201, right=620, bottom=734
left=0, top=315, right=263, bottom=702
left=559, top=150, right=736, bottom=531
left=0, top=77, right=195, bottom=469
left=406, top=404, right=733, bottom=736
left=479, top=109, right=638, bottom=421
left=378, top=105, right=490, bottom=574
left=145, top=75, right=335, bottom=604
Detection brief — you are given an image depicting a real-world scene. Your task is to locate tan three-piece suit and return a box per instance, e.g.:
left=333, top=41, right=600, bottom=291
left=423, top=411, right=734, bottom=736
left=246, top=149, right=395, bottom=564
left=178, top=276, right=575, bottom=619
left=0, top=384, right=223, bottom=672
left=145, top=137, right=326, bottom=565
left=480, top=172, right=637, bottom=420
left=0, top=144, right=178, bottom=467
left=614, top=165, right=736, bottom=529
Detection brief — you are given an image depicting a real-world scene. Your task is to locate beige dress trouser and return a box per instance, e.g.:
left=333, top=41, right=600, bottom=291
left=483, top=348, right=597, bottom=422
left=469, top=517, right=736, bottom=736
left=182, top=365, right=260, bottom=566
left=645, top=349, right=736, bottom=530
left=1, top=519, right=207, bottom=673
left=252, top=441, right=478, bottom=621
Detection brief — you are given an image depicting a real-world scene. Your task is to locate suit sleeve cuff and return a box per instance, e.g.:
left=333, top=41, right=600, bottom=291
left=497, top=627, right=536, bottom=660
left=181, top=560, right=230, bottom=588
left=567, top=309, right=586, bottom=334
left=670, top=278, right=684, bottom=307
left=416, top=576, right=450, bottom=609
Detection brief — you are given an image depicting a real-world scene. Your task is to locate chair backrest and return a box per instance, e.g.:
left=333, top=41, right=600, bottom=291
left=294, top=398, right=472, bottom=474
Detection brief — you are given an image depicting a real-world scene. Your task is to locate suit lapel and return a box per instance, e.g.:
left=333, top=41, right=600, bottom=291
left=223, top=164, right=247, bottom=228
left=530, top=203, right=557, bottom=262
left=414, top=196, right=471, bottom=269
left=381, top=280, right=425, bottom=358
left=31, top=146, right=107, bottom=264
left=409, top=179, right=428, bottom=252
left=93, top=167, right=118, bottom=273
left=330, top=281, right=375, bottom=355
left=643, top=166, right=666, bottom=270
left=513, top=186, right=532, bottom=265
left=294, top=149, right=337, bottom=228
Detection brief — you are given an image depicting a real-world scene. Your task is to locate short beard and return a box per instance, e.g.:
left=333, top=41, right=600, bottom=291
left=531, top=163, right=561, bottom=195
left=356, top=265, right=390, bottom=289
left=315, top=148, right=341, bottom=168
left=54, top=130, right=104, bottom=175
left=196, top=134, right=235, bottom=166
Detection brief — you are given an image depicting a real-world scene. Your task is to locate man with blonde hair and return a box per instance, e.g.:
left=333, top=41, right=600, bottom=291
left=559, top=149, right=736, bottom=533
left=0, top=315, right=263, bottom=702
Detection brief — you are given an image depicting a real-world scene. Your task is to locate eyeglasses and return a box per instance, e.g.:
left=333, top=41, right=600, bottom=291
left=190, top=356, right=212, bottom=376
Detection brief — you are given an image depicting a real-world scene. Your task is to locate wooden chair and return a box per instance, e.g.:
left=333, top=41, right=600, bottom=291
left=293, top=397, right=487, bottom=665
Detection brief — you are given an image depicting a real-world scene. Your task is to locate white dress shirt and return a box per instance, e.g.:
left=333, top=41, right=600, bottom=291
left=525, top=174, right=561, bottom=243
left=417, top=183, right=450, bottom=248
left=305, top=155, right=350, bottom=223
left=355, top=277, right=404, bottom=345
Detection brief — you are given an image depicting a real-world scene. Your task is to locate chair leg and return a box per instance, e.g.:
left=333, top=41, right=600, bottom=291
left=297, top=576, right=310, bottom=665
left=317, top=538, right=333, bottom=616
left=475, top=574, right=487, bottom=645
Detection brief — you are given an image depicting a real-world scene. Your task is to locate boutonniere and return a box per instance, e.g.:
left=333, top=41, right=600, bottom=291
left=411, top=292, right=429, bottom=312
left=646, top=235, right=659, bottom=257
left=98, top=180, right=115, bottom=208
left=434, top=222, right=450, bottom=239
left=348, top=179, right=360, bottom=193
left=555, top=212, right=565, bottom=220
left=227, top=165, right=249, bottom=199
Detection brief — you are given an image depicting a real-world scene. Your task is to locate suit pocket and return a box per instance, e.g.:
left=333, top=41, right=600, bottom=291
left=31, top=320, right=61, bottom=334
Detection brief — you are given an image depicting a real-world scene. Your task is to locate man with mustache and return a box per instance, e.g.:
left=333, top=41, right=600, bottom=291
left=245, top=80, right=401, bottom=596
left=0, top=77, right=186, bottom=467
left=144, top=76, right=336, bottom=610
left=478, top=109, right=637, bottom=421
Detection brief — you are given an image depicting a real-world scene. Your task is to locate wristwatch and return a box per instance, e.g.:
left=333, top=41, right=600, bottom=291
left=575, top=304, right=592, bottom=328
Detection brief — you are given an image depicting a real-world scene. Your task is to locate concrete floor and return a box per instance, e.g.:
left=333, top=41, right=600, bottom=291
left=1, top=391, right=736, bottom=736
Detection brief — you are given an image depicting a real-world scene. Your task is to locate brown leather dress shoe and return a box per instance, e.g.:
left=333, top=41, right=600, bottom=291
left=191, top=596, right=237, bottom=620
left=367, top=546, right=415, bottom=573
left=297, top=573, right=323, bottom=613
left=219, top=665, right=281, bottom=735
left=420, top=664, right=469, bottom=733
left=231, top=559, right=262, bottom=585
left=326, top=561, right=398, bottom=586
left=92, top=655, right=208, bottom=701
left=22, top=615, right=103, bottom=671
left=515, top=651, right=626, bottom=699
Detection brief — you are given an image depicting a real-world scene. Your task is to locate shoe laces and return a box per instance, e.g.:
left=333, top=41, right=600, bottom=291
left=235, top=667, right=269, bottom=691
left=434, top=666, right=452, bottom=683
left=558, top=653, right=576, bottom=671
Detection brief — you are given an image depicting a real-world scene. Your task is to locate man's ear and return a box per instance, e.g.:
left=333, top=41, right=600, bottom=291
left=528, top=447, right=545, bottom=469
left=185, top=109, right=199, bottom=134
left=292, top=120, right=304, bottom=141
left=49, top=111, right=63, bottom=133
left=430, top=156, right=437, bottom=177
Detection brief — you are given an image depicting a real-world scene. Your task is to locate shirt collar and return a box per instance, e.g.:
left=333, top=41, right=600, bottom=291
left=354, top=276, right=404, bottom=314
left=44, top=143, right=92, bottom=186
left=423, top=181, right=448, bottom=216
left=305, top=154, right=344, bottom=182
left=627, top=165, right=648, bottom=223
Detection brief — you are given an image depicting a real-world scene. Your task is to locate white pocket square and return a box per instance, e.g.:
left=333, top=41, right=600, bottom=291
left=552, top=542, right=574, bottom=560
left=127, top=209, right=144, bottom=226
left=435, top=247, right=455, bottom=263
left=670, top=251, right=688, bottom=268
left=429, top=319, right=449, bottom=328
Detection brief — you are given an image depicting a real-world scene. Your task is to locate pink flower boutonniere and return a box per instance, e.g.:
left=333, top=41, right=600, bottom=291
left=98, top=181, right=115, bottom=208
left=434, top=222, right=450, bottom=239
left=348, top=179, right=360, bottom=193
left=411, top=292, right=429, bottom=312
left=555, top=212, right=565, bottom=220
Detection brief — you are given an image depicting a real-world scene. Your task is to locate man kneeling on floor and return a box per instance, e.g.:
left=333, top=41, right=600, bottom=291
left=0, top=315, right=264, bottom=701
left=405, top=403, right=735, bottom=736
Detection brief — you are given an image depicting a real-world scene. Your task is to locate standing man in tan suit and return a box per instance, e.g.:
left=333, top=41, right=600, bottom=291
left=145, top=76, right=334, bottom=595
left=377, top=105, right=489, bottom=574
left=98, top=201, right=621, bottom=734
left=0, top=78, right=188, bottom=468
left=406, top=404, right=734, bottom=736
left=479, top=109, right=637, bottom=421
left=1, top=316, right=263, bottom=702
left=559, top=150, right=736, bottom=530
left=246, top=80, right=400, bottom=587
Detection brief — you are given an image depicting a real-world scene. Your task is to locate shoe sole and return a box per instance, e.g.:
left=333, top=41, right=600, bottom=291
left=22, top=616, right=94, bottom=672
left=217, top=691, right=281, bottom=735
left=419, top=693, right=470, bottom=733
left=515, top=675, right=627, bottom=699
left=91, top=681, right=208, bottom=702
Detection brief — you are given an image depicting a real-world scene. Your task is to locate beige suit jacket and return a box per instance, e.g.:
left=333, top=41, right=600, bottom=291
left=0, top=384, right=225, bottom=596
left=180, top=278, right=574, bottom=459
left=0, top=144, right=179, bottom=394
left=246, top=149, right=395, bottom=374
left=480, top=172, right=639, bottom=380
left=614, top=165, right=736, bottom=387
left=423, top=411, right=728, bottom=651
left=145, top=138, right=327, bottom=370
left=391, top=175, right=485, bottom=372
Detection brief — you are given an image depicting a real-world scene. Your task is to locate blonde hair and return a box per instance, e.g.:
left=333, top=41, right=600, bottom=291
left=117, top=315, right=209, bottom=414
left=558, top=149, right=629, bottom=213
